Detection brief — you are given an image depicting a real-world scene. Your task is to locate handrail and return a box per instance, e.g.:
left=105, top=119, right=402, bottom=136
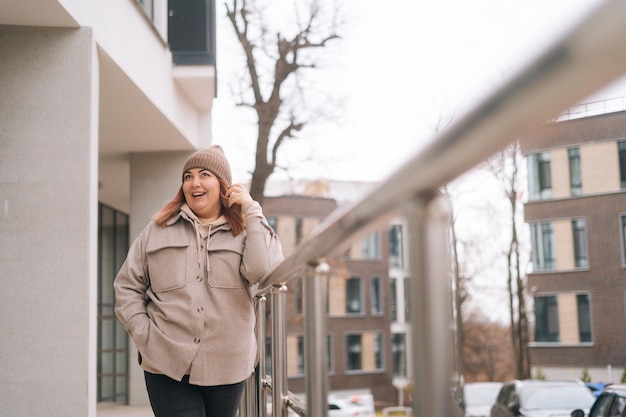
left=256, top=0, right=626, bottom=294
left=248, top=1, right=626, bottom=416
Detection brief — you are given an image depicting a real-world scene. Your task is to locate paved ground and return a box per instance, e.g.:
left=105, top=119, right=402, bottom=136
left=97, top=403, right=154, bottom=417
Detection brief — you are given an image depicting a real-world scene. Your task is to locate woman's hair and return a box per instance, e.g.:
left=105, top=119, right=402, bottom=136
left=152, top=177, right=245, bottom=236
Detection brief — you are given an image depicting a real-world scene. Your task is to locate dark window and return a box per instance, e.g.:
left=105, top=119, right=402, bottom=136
left=577, top=294, right=592, bottom=342
left=404, top=277, right=411, bottom=319
left=389, top=224, right=404, bottom=268
left=534, top=296, right=559, bottom=342
left=371, top=276, right=382, bottom=315
left=568, top=147, right=582, bottom=195
left=572, top=219, right=588, bottom=268
left=392, top=333, right=407, bottom=377
left=295, top=217, right=303, bottom=244
left=97, top=204, right=129, bottom=403
left=390, top=280, right=397, bottom=322
left=528, top=152, right=552, bottom=200
left=530, top=222, right=555, bottom=271
left=346, top=335, right=362, bottom=371
left=622, top=215, right=626, bottom=265
left=297, top=336, right=305, bottom=375
left=346, top=277, right=362, bottom=314
left=168, top=0, right=217, bottom=65
left=619, top=141, right=626, bottom=189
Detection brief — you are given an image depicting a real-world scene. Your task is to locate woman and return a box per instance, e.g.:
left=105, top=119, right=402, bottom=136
left=114, top=145, right=284, bottom=417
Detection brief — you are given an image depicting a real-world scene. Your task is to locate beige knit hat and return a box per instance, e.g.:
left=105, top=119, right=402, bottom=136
left=182, top=145, right=232, bottom=186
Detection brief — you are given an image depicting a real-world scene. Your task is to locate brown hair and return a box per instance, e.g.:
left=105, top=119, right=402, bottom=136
left=152, top=177, right=245, bottom=236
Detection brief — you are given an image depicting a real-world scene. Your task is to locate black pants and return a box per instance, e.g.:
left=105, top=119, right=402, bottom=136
left=144, top=372, right=246, bottom=417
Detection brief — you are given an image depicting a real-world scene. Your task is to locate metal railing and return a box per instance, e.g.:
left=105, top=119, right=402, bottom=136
left=556, top=96, right=626, bottom=121
left=241, top=1, right=626, bottom=416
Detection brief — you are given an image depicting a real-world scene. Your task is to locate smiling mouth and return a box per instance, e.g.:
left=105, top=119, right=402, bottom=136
left=192, top=192, right=206, bottom=197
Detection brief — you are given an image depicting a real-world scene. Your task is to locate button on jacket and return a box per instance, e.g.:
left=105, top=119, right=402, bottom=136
left=114, top=200, right=284, bottom=386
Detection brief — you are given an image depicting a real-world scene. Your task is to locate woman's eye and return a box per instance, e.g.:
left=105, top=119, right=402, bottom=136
left=201, top=172, right=211, bottom=178
left=183, top=174, right=192, bottom=181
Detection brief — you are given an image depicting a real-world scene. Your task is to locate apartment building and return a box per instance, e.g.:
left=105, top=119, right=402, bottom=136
left=262, top=193, right=398, bottom=406
left=521, top=106, right=626, bottom=382
left=1, top=1, right=218, bottom=415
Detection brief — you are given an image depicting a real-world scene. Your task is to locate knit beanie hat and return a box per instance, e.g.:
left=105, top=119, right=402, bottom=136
left=182, top=145, right=232, bottom=186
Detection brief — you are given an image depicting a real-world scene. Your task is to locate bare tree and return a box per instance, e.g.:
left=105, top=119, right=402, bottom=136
left=224, top=0, right=342, bottom=203
left=484, top=141, right=530, bottom=379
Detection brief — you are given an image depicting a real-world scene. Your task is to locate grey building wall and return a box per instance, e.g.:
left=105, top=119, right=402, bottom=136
left=125, top=151, right=191, bottom=405
left=0, top=26, right=98, bottom=416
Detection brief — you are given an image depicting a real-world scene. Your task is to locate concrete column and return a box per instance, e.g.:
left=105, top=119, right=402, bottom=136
left=126, top=150, right=191, bottom=405
left=0, top=26, right=98, bottom=416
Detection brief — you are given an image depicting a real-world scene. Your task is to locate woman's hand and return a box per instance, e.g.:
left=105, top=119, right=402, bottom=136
left=226, top=184, right=253, bottom=208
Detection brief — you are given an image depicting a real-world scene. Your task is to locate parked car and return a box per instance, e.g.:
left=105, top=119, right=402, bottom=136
left=490, top=379, right=596, bottom=417
left=453, top=382, right=503, bottom=417
left=328, top=395, right=375, bottom=417
left=571, top=383, right=626, bottom=417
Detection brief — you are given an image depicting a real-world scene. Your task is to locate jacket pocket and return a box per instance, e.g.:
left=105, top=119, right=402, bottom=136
left=207, top=237, right=245, bottom=288
left=146, top=243, right=189, bottom=292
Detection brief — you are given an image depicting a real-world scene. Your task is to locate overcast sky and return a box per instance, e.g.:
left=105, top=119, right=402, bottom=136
left=209, top=0, right=626, bottom=323
left=212, top=0, right=626, bottom=185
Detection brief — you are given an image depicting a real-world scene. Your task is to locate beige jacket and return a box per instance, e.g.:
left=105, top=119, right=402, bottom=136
left=114, top=201, right=283, bottom=386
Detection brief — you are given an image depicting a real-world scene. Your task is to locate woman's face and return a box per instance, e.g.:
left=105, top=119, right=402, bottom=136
left=182, top=168, right=222, bottom=221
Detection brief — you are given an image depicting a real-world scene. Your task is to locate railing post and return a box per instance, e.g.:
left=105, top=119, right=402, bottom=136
left=304, top=262, right=329, bottom=417
left=404, top=193, right=454, bottom=417
left=257, top=295, right=268, bottom=417
left=271, top=284, right=289, bottom=417
left=240, top=294, right=266, bottom=417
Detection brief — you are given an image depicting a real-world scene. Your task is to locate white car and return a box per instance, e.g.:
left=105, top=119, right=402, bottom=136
left=328, top=395, right=375, bottom=417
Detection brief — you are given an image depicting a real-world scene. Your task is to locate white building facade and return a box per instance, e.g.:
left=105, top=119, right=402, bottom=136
left=1, top=1, right=217, bottom=415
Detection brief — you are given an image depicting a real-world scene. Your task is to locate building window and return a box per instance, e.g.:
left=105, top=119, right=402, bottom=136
left=389, top=224, right=404, bottom=268
left=621, top=215, right=626, bottom=265
left=374, top=333, right=383, bottom=369
left=528, top=151, right=552, bottom=200
left=619, top=141, right=626, bottom=189
left=295, top=217, right=303, bottom=244
left=345, top=332, right=383, bottom=372
left=572, top=218, right=588, bottom=268
left=390, top=280, right=397, bottom=322
left=286, top=334, right=333, bottom=376
left=345, top=231, right=381, bottom=260
left=577, top=294, right=592, bottom=342
left=568, top=147, right=582, bottom=195
left=362, top=232, right=381, bottom=260
left=136, top=0, right=154, bottom=20
left=530, top=222, right=556, bottom=271
left=404, top=277, right=411, bottom=319
left=371, top=276, right=382, bottom=315
left=392, top=333, right=407, bottom=377
left=534, top=294, right=592, bottom=343
left=168, top=0, right=217, bottom=65
left=346, top=334, right=362, bottom=371
left=97, top=204, right=129, bottom=403
left=297, top=335, right=305, bottom=376
left=327, top=334, right=334, bottom=374
left=346, top=277, right=363, bottom=314
left=534, top=296, right=559, bottom=342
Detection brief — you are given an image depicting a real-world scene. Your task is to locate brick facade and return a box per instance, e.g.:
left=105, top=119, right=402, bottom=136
left=521, top=110, right=626, bottom=378
left=262, top=195, right=396, bottom=406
